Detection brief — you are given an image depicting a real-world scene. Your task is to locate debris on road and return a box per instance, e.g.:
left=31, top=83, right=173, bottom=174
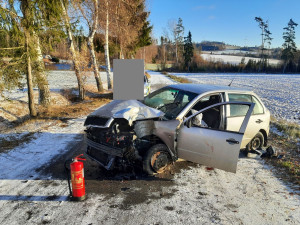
left=247, top=146, right=282, bottom=159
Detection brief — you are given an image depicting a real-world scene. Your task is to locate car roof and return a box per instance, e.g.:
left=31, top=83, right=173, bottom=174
left=167, top=83, right=252, bottom=95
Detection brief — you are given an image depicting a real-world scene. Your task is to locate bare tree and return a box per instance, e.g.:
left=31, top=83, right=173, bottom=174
left=108, top=0, right=147, bottom=59
left=168, top=19, right=176, bottom=62
left=60, top=0, right=85, bottom=100
left=104, top=0, right=112, bottom=89
left=74, top=0, right=104, bottom=92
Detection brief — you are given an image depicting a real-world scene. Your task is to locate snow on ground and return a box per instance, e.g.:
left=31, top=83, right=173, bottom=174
left=0, top=71, right=111, bottom=101
left=1, top=153, right=300, bottom=224
left=46, top=71, right=111, bottom=90
left=147, top=71, right=176, bottom=91
left=0, top=71, right=299, bottom=224
left=169, top=72, right=300, bottom=124
left=204, top=50, right=257, bottom=55
left=201, top=53, right=281, bottom=65
left=0, top=118, right=85, bottom=180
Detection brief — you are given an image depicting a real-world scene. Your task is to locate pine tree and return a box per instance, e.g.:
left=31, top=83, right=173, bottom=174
left=183, top=31, right=194, bottom=71
left=254, top=17, right=272, bottom=72
left=0, top=0, right=58, bottom=107
left=282, top=19, right=298, bottom=73
left=136, top=19, right=153, bottom=60
left=0, top=0, right=62, bottom=114
left=175, top=17, right=184, bottom=64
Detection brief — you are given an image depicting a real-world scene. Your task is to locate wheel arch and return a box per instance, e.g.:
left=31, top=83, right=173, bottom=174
left=259, top=129, right=268, bottom=147
left=143, top=134, right=176, bottom=161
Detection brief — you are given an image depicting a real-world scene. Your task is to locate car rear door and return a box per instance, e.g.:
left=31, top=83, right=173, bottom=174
left=176, top=102, right=254, bottom=173
left=225, top=93, right=269, bottom=148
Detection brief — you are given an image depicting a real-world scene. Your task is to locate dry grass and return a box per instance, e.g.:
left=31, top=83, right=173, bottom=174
left=38, top=97, right=111, bottom=119
left=145, top=72, right=151, bottom=79
left=166, top=74, right=192, bottom=83
left=0, top=132, right=36, bottom=153
left=38, top=88, right=112, bottom=119
left=271, top=119, right=300, bottom=140
left=268, top=119, right=300, bottom=185
left=0, top=89, right=112, bottom=132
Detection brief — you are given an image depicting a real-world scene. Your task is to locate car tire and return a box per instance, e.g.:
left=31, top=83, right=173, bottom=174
left=143, top=144, right=172, bottom=175
left=246, top=132, right=264, bottom=152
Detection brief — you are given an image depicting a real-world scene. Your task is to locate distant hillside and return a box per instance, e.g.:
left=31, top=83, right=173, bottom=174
left=194, top=41, right=282, bottom=60
left=195, top=41, right=226, bottom=51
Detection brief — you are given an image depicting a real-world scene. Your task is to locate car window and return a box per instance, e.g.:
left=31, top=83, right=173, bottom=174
left=228, top=93, right=252, bottom=117
left=191, top=105, right=222, bottom=129
left=252, top=96, right=264, bottom=114
left=151, top=89, right=177, bottom=104
left=185, top=94, right=221, bottom=119
left=188, top=103, right=251, bottom=132
left=144, top=88, right=198, bottom=120
left=182, top=95, right=190, bottom=104
left=228, top=93, right=264, bottom=116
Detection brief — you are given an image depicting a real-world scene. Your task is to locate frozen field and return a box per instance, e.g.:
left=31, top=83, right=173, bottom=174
left=168, top=73, right=300, bottom=124
left=201, top=54, right=281, bottom=65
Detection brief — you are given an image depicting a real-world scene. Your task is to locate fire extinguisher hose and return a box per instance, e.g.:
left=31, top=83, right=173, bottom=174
left=64, top=159, right=73, bottom=197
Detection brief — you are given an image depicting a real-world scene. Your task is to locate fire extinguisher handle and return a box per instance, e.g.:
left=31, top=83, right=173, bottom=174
left=74, top=154, right=86, bottom=161
left=77, top=158, right=86, bottom=161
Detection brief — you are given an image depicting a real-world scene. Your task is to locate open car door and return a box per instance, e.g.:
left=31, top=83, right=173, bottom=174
left=176, top=102, right=254, bottom=173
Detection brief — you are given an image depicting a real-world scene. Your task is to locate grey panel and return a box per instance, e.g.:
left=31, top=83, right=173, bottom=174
left=113, top=59, right=144, bottom=100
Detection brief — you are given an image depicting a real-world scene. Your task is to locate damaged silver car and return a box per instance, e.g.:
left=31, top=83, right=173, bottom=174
left=84, top=84, right=269, bottom=174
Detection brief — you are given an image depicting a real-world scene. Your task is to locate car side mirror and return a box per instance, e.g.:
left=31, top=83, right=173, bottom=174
left=186, top=119, right=192, bottom=128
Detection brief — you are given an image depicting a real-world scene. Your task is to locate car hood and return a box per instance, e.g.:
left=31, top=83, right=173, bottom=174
left=88, top=100, right=164, bottom=125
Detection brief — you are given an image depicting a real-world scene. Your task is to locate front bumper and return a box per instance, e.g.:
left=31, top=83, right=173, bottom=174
left=85, top=136, right=124, bottom=170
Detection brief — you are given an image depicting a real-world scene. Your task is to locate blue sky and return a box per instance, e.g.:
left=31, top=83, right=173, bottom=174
left=147, top=0, right=300, bottom=48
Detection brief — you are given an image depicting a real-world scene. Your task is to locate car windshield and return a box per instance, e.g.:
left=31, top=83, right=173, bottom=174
left=143, top=87, right=198, bottom=120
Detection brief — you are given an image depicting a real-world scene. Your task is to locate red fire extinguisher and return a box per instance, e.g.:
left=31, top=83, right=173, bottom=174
left=66, top=154, right=86, bottom=201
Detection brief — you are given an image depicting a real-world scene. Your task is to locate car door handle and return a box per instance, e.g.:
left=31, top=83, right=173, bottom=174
left=256, top=119, right=263, bottom=124
left=226, top=138, right=240, bottom=145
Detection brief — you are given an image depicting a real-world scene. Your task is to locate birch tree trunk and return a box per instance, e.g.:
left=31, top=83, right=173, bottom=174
left=88, top=37, right=103, bottom=92
left=175, top=42, right=178, bottom=64
left=104, top=0, right=112, bottom=89
left=33, top=33, right=51, bottom=106
left=25, top=32, right=37, bottom=117
left=60, top=0, right=84, bottom=100
left=86, top=0, right=104, bottom=92
left=163, top=44, right=166, bottom=63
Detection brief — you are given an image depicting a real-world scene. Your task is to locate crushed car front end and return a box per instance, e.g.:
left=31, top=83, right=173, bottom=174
left=86, top=117, right=135, bottom=170
left=84, top=100, right=166, bottom=171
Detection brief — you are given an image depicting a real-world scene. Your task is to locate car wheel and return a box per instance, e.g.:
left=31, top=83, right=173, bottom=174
left=246, top=132, right=264, bottom=152
left=143, top=144, right=172, bottom=175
